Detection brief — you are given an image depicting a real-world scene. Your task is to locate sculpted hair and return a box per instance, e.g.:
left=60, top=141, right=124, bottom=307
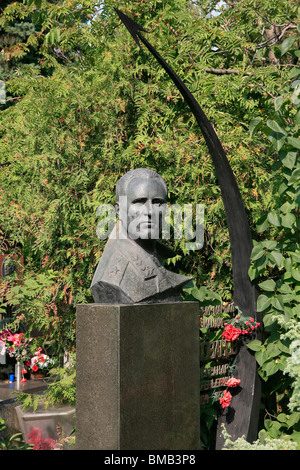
left=115, top=168, right=168, bottom=201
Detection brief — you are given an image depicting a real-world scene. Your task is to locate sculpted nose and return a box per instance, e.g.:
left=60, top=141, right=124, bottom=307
left=142, top=200, right=153, bottom=217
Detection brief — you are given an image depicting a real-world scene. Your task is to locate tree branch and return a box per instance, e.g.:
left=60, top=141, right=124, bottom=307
left=204, top=67, right=239, bottom=75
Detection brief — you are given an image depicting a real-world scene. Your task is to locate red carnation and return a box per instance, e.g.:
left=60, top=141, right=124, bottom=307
left=220, top=390, right=232, bottom=409
left=225, top=378, right=241, bottom=388
left=221, top=324, right=242, bottom=342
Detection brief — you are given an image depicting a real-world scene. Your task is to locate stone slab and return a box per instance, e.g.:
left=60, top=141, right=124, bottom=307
left=0, top=378, right=50, bottom=402
left=15, top=404, right=75, bottom=444
left=76, top=302, right=200, bottom=450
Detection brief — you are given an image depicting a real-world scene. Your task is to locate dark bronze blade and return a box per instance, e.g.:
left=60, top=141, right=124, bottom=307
left=114, top=8, right=261, bottom=446
left=115, top=7, right=256, bottom=315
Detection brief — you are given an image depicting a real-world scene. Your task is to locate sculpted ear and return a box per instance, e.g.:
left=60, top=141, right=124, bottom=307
left=115, top=202, right=119, bottom=219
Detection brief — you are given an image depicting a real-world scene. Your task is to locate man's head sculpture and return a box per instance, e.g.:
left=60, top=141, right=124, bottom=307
left=90, top=168, right=192, bottom=304
left=115, top=168, right=168, bottom=242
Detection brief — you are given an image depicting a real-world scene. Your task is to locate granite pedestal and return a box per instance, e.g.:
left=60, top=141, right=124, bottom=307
left=76, top=302, right=200, bottom=450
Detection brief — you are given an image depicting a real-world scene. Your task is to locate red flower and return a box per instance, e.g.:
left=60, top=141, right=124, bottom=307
left=225, top=378, right=241, bottom=388
left=32, top=365, right=39, bottom=372
left=221, top=324, right=242, bottom=342
left=220, top=391, right=232, bottom=409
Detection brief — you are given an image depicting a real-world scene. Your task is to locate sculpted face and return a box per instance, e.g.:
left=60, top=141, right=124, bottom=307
left=119, top=177, right=167, bottom=240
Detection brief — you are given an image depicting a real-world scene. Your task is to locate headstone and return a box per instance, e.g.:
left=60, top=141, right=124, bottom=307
left=76, top=302, right=200, bottom=450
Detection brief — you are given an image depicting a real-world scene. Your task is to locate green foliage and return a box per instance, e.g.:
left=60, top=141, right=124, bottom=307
left=0, top=0, right=299, bottom=444
left=182, top=280, right=222, bottom=305
left=221, top=424, right=298, bottom=450
left=0, top=417, right=33, bottom=450
left=247, top=50, right=300, bottom=444
left=16, top=353, right=76, bottom=410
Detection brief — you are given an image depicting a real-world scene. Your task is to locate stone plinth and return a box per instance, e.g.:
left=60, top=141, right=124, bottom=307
left=76, top=302, right=200, bottom=450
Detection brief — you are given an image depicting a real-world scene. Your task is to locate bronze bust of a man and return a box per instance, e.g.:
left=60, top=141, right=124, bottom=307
left=90, top=168, right=191, bottom=303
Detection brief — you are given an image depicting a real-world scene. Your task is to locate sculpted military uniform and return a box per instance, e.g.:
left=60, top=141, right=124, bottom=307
left=90, top=236, right=192, bottom=304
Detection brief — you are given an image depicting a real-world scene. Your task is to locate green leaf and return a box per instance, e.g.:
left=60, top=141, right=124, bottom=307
left=287, top=412, right=300, bottom=428
left=265, top=419, right=283, bottom=438
left=249, top=117, right=262, bottom=137
left=280, top=201, right=294, bottom=213
left=274, top=96, right=284, bottom=111
left=281, top=212, right=296, bottom=228
left=278, top=340, right=291, bottom=354
left=248, top=264, right=259, bottom=281
left=246, top=339, right=262, bottom=351
left=251, top=244, right=265, bottom=260
left=268, top=133, right=286, bottom=151
left=280, top=151, right=297, bottom=170
left=262, top=240, right=278, bottom=250
left=291, top=269, right=300, bottom=281
left=256, top=215, right=269, bottom=232
left=267, top=211, right=281, bottom=226
left=255, top=348, right=268, bottom=367
left=257, top=294, right=271, bottom=312
left=287, top=168, right=300, bottom=186
left=281, top=36, right=296, bottom=55
left=271, top=295, right=285, bottom=311
left=191, top=286, right=206, bottom=301
left=268, top=251, right=284, bottom=267
left=263, top=313, right=275, bottom=327
left=286, top=137, right=300, bottom=149
left=262, top=360, right=279, bottom=377
left=278, top=283, right=292, bottom=294
left=266, top=120, right=287, bottom=135
left=258, top=279, right=276, bottom=291
left=265, top=342, right=281, bottom=358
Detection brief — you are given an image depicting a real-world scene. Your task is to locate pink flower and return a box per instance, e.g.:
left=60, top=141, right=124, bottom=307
left=220, top=391, right=232, bottom=409
left=250, top=318, right=254, bottom=322
left=27, top=427, right=56, bottom=450
left=225, top=378, right=241, bottom=388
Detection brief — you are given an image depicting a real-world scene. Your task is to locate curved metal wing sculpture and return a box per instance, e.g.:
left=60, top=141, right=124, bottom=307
left=114, top=7, right=261, bottom=447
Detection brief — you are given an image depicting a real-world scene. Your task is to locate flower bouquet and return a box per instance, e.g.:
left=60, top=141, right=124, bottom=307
left=0, top=329, right=32, bottom=382
left=0, top=329, right=32, bottom=362
left=222, top=310, right=260, bottom=343
left=25, top=347, right=56, bottom=379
